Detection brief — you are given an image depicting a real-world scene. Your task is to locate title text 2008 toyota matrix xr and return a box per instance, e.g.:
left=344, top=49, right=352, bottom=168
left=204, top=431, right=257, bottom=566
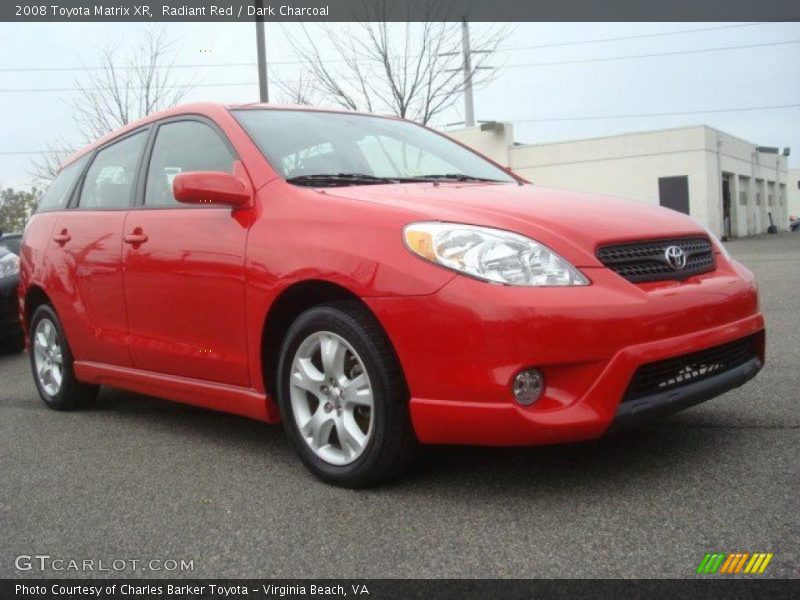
left=18, top=103, right=764, bottom=486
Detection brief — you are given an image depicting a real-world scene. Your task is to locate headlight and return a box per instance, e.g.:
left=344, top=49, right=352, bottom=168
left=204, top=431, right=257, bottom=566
left=0, top=252, right=20, bottom=279
left=403, top=222, right=589, bottom=286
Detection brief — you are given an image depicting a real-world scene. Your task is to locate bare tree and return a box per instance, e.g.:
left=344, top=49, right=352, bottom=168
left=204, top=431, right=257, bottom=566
left=277, top=1, right=508, bottom=124
left=31, top=26, right=191, bottom=183
left=280, top=73, right=316, bottom=106
left=30, top=141, right=75, bottom=186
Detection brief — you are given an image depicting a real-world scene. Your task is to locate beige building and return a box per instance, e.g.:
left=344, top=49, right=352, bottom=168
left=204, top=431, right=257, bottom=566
left=447, top=124, right=791, bottom=238
left=788, top=168, right=800, bottom=218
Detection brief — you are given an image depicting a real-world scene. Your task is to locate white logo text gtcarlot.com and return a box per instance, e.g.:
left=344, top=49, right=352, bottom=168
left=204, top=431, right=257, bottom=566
left=15, top=554, right=194, bottom=572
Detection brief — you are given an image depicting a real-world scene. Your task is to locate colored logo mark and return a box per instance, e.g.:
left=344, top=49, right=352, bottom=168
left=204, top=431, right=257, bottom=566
left=696, top=552, right=773, bottom=574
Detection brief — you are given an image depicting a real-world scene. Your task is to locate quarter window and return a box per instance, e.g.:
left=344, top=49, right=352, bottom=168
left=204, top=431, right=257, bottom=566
left=145, top=121, right=235, bottom=206
left=78, top=131, right=147, bottom=209
left=37, top=154, right=90, bottom=212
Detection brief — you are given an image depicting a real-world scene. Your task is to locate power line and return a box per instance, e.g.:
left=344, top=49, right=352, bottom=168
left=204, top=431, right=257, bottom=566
left=0, top=22, right=782, bottom=73
left=2, top=38, right=797, bottom=94
left=0, top=150, right=72, bottom=156
left=0, top=81, right=263, bottom=93
left=508, top=103, right=800, bottom=123
left=3, top=103, right=798, bottom=155
left=503, top=39, right=800, bottom=69
left=0, top=62, right=253, bottom=73
left=495, top=22, right=770, bottom=52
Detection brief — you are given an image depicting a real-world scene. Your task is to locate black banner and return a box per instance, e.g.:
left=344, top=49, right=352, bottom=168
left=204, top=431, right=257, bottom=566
left=3, top=579, right=800, bottom=600
left=3, top=0, right=800, bottom=22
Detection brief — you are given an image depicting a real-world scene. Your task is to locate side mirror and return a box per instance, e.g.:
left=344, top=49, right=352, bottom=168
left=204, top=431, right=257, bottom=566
left=173, top=171, right=251, bottom=207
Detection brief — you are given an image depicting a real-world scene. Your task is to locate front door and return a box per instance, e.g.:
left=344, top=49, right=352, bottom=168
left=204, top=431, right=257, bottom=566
left=122, top=118, right=251, bottom=387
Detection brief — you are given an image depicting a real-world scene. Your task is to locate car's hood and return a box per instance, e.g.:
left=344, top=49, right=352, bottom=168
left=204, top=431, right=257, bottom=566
left=320, top=182, right=710, bottom=267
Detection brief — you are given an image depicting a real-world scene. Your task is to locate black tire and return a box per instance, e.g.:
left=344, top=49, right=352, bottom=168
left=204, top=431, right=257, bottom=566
left=276, top=301, right=418, bottom=488
left=29, top=304, right=98, bottom=410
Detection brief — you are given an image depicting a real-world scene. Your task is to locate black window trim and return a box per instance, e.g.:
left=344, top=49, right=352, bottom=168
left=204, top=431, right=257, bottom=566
left=68, top=125, right=152, bottom=211
left=134, top=114, right=240, bottom=211
left=39, top=113, right=240, bottom=213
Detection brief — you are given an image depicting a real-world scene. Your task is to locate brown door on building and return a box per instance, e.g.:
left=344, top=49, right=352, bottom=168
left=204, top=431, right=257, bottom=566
left=658, top=176, right=690, bottom=214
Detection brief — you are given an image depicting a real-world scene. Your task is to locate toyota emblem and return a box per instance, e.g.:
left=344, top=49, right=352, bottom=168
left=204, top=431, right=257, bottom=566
left=664, top=245, right=687, bottom=270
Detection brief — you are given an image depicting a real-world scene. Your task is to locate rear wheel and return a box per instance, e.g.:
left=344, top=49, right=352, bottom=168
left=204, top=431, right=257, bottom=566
left=29, top=304, right=98, bottom=410
left=276, top=302, right=418, bottom=487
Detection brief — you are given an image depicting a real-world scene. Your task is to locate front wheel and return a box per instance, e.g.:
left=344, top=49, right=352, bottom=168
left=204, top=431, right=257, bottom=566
left=29, top=304, right=98, bottom=410
left=276, top=302, right=418, bottom=487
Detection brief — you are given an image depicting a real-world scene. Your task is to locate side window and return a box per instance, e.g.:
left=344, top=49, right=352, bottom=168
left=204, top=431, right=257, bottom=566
left=78, top=131, right=147, bottom=209
left=145, top=121, right=235, bottom=206
left=37, top=154, right=90, bottom=212
left=357, top=135, right=459, bottom=178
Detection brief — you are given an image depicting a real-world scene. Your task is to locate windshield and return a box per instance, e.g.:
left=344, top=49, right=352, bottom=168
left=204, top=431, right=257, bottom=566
left=232, top=109, right=516, bottom=185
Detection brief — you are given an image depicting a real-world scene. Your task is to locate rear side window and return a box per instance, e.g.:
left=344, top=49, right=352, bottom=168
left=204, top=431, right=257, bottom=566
left=145, top=121, right=235, bottom=206
left=37, top=154, right=90, bottom=212
left=78, top=131, right=147, bottom=209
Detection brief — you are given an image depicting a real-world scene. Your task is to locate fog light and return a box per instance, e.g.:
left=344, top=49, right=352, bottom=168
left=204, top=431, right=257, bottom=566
left=513, top=369, right=544, bottom=405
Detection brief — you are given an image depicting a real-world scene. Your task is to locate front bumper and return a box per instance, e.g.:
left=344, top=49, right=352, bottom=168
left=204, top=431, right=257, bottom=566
left=606, top=355, right=762, bottom=434
left=365, top=256, right=764, bottom=446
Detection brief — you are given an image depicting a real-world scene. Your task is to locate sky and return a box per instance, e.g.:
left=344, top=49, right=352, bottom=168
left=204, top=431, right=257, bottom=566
left=1, top=20, right=798, bottom=189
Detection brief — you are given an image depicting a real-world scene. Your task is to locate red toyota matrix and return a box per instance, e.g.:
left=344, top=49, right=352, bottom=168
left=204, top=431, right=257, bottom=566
left=19, top=104, right=764, bottom=486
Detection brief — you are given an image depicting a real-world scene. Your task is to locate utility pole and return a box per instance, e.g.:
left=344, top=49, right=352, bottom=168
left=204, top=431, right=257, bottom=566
left=717, top=137, right=725, bottom=238
left=461, top=19, right=475, bottom=128
left=442, top=19, right=491, bottom=128
left=255, top=0, right=269, bottom=102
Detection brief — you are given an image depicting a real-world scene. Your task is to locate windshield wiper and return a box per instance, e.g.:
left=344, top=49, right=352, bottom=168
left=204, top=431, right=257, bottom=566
left=286, top=172, right=504, bottom=187
left=416, top=173, right=502, bottom=182
left=286, top=173, right=401, bottom=186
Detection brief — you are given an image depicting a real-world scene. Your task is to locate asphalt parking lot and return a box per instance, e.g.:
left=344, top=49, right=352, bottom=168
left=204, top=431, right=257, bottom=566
left=1, top=233, right=798, bottom=579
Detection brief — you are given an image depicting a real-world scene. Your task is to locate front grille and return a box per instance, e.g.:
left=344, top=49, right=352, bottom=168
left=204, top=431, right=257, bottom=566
left=596, top=237, right=715, bottom=283
left=624, top=335, right=757, bottom=402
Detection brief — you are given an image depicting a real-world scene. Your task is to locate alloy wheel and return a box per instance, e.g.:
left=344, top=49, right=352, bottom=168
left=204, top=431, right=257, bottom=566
left=33, top=318, right=64, bottom=397
left=289, top=331, right=374, bottom=466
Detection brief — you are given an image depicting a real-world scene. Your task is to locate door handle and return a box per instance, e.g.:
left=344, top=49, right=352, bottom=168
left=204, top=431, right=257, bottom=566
left=53, top=230, right=71, bottom=244
left=124, top=231, right=149, bottom=245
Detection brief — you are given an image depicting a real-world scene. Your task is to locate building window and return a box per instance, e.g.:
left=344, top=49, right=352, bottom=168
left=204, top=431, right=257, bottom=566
left=737, top=176, right=750, bottom=206
left=657, top=175, right=690, bottom=214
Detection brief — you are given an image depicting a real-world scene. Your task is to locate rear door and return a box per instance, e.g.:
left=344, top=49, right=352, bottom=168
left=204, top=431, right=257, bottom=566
left=121, top=117, right=251, bottom=386
left=48, top=129, right=149, bottom=366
